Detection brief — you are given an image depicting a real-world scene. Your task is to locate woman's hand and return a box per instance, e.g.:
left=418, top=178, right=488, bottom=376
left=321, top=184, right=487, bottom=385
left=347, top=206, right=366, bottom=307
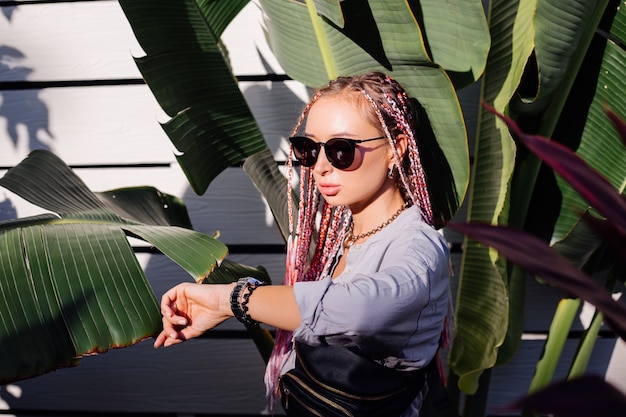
left=153, top=282, right=234, bottom=348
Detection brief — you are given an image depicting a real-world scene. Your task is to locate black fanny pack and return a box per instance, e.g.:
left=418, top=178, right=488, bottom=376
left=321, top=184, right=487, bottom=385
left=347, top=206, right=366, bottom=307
left=279, top=342, right=428, bottom=417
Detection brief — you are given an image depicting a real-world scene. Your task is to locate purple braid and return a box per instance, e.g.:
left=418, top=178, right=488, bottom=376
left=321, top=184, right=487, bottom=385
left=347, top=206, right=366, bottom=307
left=264, top=72, right=434, bottom=412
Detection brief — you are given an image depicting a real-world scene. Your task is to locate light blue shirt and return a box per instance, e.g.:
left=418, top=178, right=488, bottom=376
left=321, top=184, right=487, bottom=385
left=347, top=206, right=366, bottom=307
left=291, top=205, right=450, bottom=415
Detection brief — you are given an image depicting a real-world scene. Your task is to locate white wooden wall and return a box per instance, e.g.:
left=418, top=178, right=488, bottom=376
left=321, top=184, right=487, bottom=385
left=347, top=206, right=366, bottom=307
left=1, top=1, right=624, bottom=416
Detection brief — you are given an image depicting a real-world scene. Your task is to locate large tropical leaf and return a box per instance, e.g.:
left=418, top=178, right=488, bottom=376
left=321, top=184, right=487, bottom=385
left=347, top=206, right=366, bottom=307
left=118, top=0, right=268, bottom=195
left=451, top=0, right=613, bottom=394
left=450, top=222, right=626, bottom=340
left=450, top=0, right=538, bottom=394
left=0, top=151, right=228, bottom=383
left=242, top=150, right=295, bottom=243
left=552, top=3, right=626, bottom=242
left=259, top=0, right=490, bottom=225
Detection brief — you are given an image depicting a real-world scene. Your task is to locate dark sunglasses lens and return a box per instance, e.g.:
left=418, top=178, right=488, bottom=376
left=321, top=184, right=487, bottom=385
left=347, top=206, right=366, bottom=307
left=290, top=137, right=318, bottom=167
left=326, top=139, right=355, bottom=169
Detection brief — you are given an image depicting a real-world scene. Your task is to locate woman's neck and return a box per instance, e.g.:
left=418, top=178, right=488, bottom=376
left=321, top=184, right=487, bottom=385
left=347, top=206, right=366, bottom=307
left=349, top=190, right=406, bottom=237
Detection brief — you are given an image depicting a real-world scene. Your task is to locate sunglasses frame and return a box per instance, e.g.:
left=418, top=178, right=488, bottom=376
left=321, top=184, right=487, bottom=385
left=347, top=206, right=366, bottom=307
left=289, top=136, right=386, bottom=169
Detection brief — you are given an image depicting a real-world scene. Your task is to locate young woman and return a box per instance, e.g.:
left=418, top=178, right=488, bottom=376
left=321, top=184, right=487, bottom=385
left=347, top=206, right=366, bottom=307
left=154, top=72, right=451, bottom=416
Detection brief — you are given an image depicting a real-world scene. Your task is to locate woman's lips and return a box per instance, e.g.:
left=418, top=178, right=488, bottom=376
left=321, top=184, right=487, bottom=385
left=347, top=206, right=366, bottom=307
left=317, top=183, right=340, bottom=196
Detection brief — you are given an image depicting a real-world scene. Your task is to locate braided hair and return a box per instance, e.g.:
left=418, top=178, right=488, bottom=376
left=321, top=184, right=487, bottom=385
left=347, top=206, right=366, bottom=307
left=264, top=72, right=434, bottom=411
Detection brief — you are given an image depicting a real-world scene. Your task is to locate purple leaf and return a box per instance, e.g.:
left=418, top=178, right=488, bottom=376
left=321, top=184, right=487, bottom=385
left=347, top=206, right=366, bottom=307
left=484, top=102, right=626, bottom=236
left=505, top=374, right=626, bottom=417
left=449, top=222, right=626, bottom=340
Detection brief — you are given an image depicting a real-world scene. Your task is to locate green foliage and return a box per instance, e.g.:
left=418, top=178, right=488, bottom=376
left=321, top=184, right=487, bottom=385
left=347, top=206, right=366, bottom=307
left=450, top=105, right=626, bottom=415
left=118, top=0, right=267, bottom=195
left=260, top=0, right=489, bottom=224
left=4, top=2, right=624, bottom=413
left=0, top=151, right=228, bottom=383
left=452, top=0, right=626, bottom=399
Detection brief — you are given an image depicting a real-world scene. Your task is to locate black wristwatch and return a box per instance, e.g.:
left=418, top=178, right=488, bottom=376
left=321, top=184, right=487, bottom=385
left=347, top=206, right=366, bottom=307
left=230, top=277, right=266, bottom=325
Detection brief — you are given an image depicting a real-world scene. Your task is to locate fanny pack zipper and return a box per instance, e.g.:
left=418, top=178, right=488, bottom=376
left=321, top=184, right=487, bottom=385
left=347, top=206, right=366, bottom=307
left=296, top=345, right=408, bottom=402
left=283, top=373, right=353, bottom=416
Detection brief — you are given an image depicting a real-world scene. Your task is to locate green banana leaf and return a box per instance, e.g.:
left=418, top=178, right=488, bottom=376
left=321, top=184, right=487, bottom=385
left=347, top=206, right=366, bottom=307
left=528, top=298, right=580, bottom=393
left=450, top=0, right=538, bottom=394
left=0, top=151, right=228, bottom=383
left=242, top=150, right=295, bottom=243
left=451, top=0, right=616, bottom=395
left=259, top=0, right=490, bottom=224
left=552, top=4, right=626, bottom=242
left=118, top=0, right=298, bottom=243
left=118, top=0, right=268, bottom=196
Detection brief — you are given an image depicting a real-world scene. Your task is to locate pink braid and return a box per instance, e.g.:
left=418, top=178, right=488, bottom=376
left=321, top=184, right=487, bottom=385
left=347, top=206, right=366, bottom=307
left=264, top=72, right=436, bottom=412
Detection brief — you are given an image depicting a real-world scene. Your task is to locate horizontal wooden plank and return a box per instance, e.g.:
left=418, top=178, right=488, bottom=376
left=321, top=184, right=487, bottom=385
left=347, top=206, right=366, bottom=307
left=0, top=85, right=174, bottom=166
left=0, top=1, right=141, bottom=82
left=4, top=334, right=619, bottom=415
left=0, top=165, right=288, bottom=245
left=487, top=337, right=620, bottom=414
left=5, top=338, right=271, bottom=415
left=1, top=1, right=481, bottom=154
left=0, top=1, right=283, bottom=82
left=0, top=81, right=309, bottom=167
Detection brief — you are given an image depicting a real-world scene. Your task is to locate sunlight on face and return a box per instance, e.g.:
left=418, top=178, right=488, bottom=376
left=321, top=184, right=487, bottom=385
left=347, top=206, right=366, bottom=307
left=304, top=95, right=394, bottom=211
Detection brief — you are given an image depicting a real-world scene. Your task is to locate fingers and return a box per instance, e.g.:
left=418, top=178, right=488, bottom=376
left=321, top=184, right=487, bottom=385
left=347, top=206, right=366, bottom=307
left=154, top=282, right=224, bottom=348
left=160, top=286, right=185, bottom=319
left=153, top=329, right=185, bottom=348
left=154, top=312, right=189, bottom=348
left=154, top=284, right=189, bottom=348
left=161, top=308, right=188, bottom=327
left=154, top=320, right=205, bottom=348
left=153, top=330, right=168, bottom=348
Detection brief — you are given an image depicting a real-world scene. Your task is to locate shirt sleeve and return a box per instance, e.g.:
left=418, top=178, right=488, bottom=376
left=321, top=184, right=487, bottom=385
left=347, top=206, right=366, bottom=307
left=292, top=223, right=449, bottom=361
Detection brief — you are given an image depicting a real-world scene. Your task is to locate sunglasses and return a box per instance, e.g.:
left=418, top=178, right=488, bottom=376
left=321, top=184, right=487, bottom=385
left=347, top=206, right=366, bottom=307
left=289, top=136, right=386, bottom=170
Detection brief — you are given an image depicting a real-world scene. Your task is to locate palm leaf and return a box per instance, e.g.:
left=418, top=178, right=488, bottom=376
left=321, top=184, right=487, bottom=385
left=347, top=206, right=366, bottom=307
left=552, top=5, right=626, bottom=241
left=243, top=150, right=295, bottom=243
left=0, top=151, right=228, bottom=383
left=118, top=0, right=268, bottom=195
left=449, top=222, right=626, bottom=341
left=451, top=0, right=615, bottom=394
left=259, top=0, right=490, bottom=224
left=450, top=0, right=538, bottom=394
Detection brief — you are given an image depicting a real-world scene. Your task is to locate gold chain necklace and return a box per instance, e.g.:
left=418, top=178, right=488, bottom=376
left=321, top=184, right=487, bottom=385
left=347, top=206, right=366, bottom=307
left=345, top=202, right=409, bottom=249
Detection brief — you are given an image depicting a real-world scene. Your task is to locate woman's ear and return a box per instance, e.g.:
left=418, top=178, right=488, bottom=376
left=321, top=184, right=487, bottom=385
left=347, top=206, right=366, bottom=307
left=389, top=133, right=408, bottom=168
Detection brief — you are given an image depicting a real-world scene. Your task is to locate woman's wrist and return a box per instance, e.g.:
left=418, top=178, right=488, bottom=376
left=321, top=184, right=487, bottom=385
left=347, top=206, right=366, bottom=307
left=220, top=282, right=237, bottom=318
left=229, top=277, right=267, bottom=325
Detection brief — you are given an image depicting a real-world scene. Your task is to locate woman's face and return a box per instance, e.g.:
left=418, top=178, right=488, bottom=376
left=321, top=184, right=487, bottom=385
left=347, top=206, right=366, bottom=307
left=303, top=95, right=395, bottom=211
